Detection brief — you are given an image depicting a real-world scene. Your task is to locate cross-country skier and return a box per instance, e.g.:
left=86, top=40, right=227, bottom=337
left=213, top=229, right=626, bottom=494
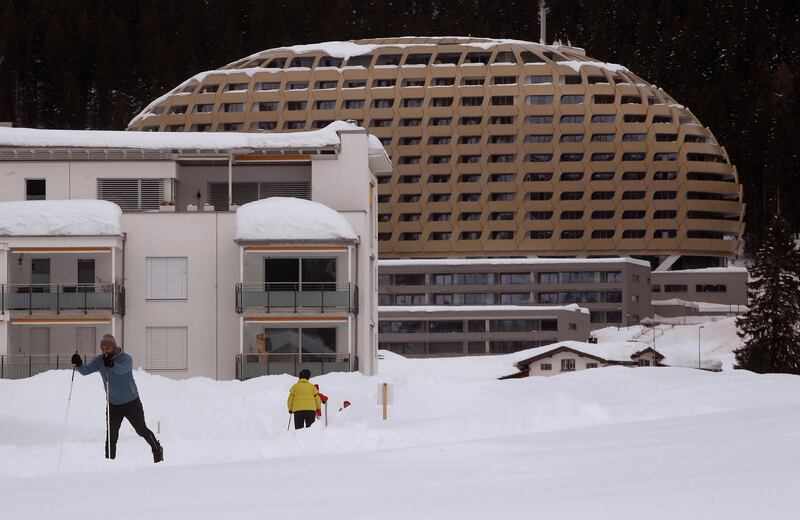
left=287, top=369, right=321, bottom=429
left=71, top=334, right=163, bottom=463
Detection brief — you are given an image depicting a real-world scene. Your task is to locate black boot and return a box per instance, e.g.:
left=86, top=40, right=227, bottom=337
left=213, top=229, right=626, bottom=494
left=152, top=442, right=164, bottom=463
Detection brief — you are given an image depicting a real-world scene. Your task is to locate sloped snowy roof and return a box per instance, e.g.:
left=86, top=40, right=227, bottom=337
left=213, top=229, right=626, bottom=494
left=515, top=340, right=653, bottom=366
left=0, top=200, right=122, bottom=236
left=235, top=197, right=358, bottom=243
left=0, top=121, right=384, bottom=153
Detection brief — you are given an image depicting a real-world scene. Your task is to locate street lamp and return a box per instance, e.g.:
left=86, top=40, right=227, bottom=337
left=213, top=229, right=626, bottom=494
left=698, top=325, right=705, bottom=369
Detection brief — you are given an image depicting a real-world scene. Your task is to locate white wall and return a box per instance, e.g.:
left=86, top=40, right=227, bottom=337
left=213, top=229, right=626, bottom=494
left=7, top=323, right=112, bottom=356
left=0, top=162, right=71, bottom=201
left=527, top=351, right=606, bottom=377
left=8, top=252, right=112, bottom=286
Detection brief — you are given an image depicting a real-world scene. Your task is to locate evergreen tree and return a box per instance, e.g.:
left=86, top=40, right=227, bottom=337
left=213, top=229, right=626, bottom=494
left=735, top=212, right=800, bottom=374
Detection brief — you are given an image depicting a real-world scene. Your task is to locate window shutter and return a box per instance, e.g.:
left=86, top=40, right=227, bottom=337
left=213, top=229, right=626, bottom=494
left=145, top=327, right=187, bottom=370
left=98, top=179, right=165, bottom=211
left=260, top=181, right=310, bottom=199
left=76, top=327, right=97, bottom=356
left=147, top=257, right=187, bottom=300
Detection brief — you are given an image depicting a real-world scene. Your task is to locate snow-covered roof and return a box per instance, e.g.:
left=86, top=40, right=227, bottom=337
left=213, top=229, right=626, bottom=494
left=516, top=340, right=653, bottom=365
left=379, top=257, right=651, bottom=268
left=653, top=267, right=748, bottom=275
left=379, top=303, right=589, bottom=315
left=235, top=197, right=358, bottom=243
left=652, top=298, right=747, bottom=313
left=0, top=121, right=385, bottom=154
left=0, top=200, right=122, bottom=236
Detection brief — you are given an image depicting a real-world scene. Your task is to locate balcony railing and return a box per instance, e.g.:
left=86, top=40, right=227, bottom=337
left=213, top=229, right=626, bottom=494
left=235, top=283, right=357, bottom=314
left=0, top=284, right=125, bottom=315
left=235, top=352, right=352, bottom=380
left=0, top=354, right=93, bottom=379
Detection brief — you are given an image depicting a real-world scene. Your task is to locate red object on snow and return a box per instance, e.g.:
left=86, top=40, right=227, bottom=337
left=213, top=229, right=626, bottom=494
left=314, top=384, right=329, bottom=404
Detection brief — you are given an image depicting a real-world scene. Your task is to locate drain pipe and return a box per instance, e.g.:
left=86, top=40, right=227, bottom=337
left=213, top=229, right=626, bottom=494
left=121, top=232, right=127, bottom=348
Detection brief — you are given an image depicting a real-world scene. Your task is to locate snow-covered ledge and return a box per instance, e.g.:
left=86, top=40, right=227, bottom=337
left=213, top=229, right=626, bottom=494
left=234, top=197, right=358, bottom=244
left=0, top=200, right=122, bottom=236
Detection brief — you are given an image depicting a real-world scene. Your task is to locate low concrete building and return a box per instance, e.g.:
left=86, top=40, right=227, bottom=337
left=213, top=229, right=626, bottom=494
left=378, top=257, right=653, bottom=328
left=0, top=122, right=390, bottom=379
left=379, top=304, right=590, bottom=356
left=651, top=267, right=747, bottom=318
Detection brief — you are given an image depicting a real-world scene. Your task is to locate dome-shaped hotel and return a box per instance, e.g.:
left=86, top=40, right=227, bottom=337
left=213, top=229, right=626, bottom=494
left=128, top=37, right=744, bottom=271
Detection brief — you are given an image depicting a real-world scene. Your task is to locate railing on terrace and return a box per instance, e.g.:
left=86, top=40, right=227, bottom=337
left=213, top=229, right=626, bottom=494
left=0, top=354, right=94, bottom=379
left=0, top=284, right=125, bottom=315
left=235, top=282, right=357, bottom=314
left=235, top=352, right=352, bottom=380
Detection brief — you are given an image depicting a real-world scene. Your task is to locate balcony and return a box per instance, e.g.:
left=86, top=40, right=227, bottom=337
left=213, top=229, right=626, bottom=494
left=0, top=354, right=94, bottom=380
left=1, top=284, right=125, bottom=315
left=235, top=283, right=357, bottom=314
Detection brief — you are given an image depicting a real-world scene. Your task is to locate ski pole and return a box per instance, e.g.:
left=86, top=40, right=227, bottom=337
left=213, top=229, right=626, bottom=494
left=105, top=365, right=111, bottom=459
left=287, top=413, right=292, bottom=431
left=56, top=359, right=78, bottom=471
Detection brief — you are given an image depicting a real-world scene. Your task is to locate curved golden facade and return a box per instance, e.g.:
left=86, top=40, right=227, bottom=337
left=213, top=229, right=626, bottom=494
left=128, top=37, right=744, bottom=268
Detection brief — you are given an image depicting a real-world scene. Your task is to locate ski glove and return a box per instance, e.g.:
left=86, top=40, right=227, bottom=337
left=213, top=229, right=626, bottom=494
left=288, top=410, right=293, bottom=415
left=71, top=353, right=83, bottom=368
left=103, top=356, right=114, bottom=368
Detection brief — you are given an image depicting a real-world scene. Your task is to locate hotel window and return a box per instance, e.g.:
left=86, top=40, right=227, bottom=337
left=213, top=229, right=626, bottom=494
left=400, top=232, right=421, bottom=241
left=464, top=52, right=490, bottom=64
left=561, top=153, right=584, bottom=162
left=460, top=193, right=481, bottom=202
left=656, top=133, right=678, bottom=142
left=591, top=191, right=614, bottom=200
left=315, top=100, right=336, bottom=110
left=528, top=154, right=553, bottom=162
left=527, top=211, right=554, bottom=220
left=167, top=125, right=184, bottom=132
left=493, top=76, right=517, bottom=85
left=146, top=257, right=187, bottom=300
left=528, top=192, right=553, bottom=201
left=373, top=98, right=394, bottom=108
left=527, top=115, right=554, bottom=124
left=403, top=98, right=423, bottom=108
left=593, top=95, right=615, bottom=104
left=285, top=101, right=307, bottom=111
left=429, top=175, right=451, bottom=183
left=429, top=117, right=451, bottom=126
left=528, top=230, right=554, bottom=239
left=588, top=75, right=608, bottom=84
left=491, top=231, right=514, bottom=240
left=560, top=191, right=584, bottom=200
left=257, top=102, right=278, bottom=112
left=372, top=79, right=396, bottom=87
left=224, top=83, right=248, bottom=92
left=169, top=105, right=187, bottom=114
left=592, top=230, right=615, bottom=239
left=459, top=175, right=481, bottom=183
left=591, top=133, right=615, bottom=142
left=344, top=80, right=367, bottom=88
left=624, top=114, right=647, bottom=123
left=490, top=135, right=515, bottom=144
left=654, top=152, right=679, bottom=161
left=525, top=172, right=553, bottom=181
left=315, top=80, right=338, bottom=89
left=429, top=193, right=450, bottom=202
left=490, top=211, right=515, bottom=220
left=430, top=97, right=453, bottom=107
left=591, top=172, right=614, bottom=181
left=622, top=152, right=646, bottom=161
left=461, top=77, right=485, bottom=86
left=257, top=82, right=280, bottom=91
left=527, top=74, right=553, bottom=84
left=654, top=210, right=677, bottom=219
left=430, top=232, right=452, bottom=241
left=654, top=191, right=677, bottom=200
left=526, top=134, right=553, bottom=143
left=490, top=116, right=515, bottom=124
left=398, top=194, right=420, bottom=202
left=560, top=211, right=584, bottom=220
left=622, top=171, right=646, bottom=181
left=396, top=294, right=426, bottom=305
left=490, top=173, right=515, bottom=182
left=560, top=134, right=584, bottom=143
left=400, top=136, right=422, bottom=145
left=490, top=193, right=515, bottom=201
left=490, top=154, right=515, bottom=163
left=371, top=119, right=393, bottom=128
left=528, top=95, right=553, bottom=105
left=432, top=77, right=455, bottom=86
left=591, top=210, right=615, bottom=219
left=376, top=54, right=402, bottom=65
left=622, top=210, right=646, bottom=219
left=401, top=78, right=425, bottom=87
left=398, top=175, right=420, bottom=184
left=287, top=82, right=308, bottom=90
left=460, top=155, right=482, bottom=163
left=221, top=123, right=242, bottom=131
left=284, top=121, right=305, bottom=129
left=404, top=53, right=431, bottom=65
left=460, top=231, right=482, bottom=240
left=654, top=229, right=677, bottom=238
left=622, top=133, right=646, bottom=142
left=256, top=121, right=277, bottom=130
left=621, top=95, right=641, bottom=104
left=652, top=115, right=672, bottom=123
left=561, top=230, right=584, bottom=239
left=429, top=212, right=451, bottom=221
left=622, top=229, right=646, bottom=239
left=493, top=51, right=517, bottom=64
left=460, top=116, right=482, bottom=125
left=622, top=191, right=646, bottom=200
left=654, top=171, right=678, bottom=180
left=344, top=99, right=365, bottom=109
left=560, top=94, right=584, bottom=104
left=560, top=115, right=584, bottom=124
left=591, top=114, right=615, bottom=123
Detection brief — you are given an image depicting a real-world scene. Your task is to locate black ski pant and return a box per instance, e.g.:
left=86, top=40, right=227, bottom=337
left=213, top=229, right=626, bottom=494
left=293, top=410, right=316, bottom=429
left=105, top=397, right=159, bottom=459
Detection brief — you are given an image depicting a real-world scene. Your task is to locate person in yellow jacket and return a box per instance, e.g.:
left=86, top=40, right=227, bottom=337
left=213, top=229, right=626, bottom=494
left=287, top=369, right=322, bottom=429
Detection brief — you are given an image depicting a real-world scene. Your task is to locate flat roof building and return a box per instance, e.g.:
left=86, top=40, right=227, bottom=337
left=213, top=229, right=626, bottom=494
left=0, top=122, right=390, bottom=379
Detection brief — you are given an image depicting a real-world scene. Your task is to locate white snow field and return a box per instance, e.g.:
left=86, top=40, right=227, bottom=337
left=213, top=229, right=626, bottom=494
left=1, top=319, right=799, bottom=519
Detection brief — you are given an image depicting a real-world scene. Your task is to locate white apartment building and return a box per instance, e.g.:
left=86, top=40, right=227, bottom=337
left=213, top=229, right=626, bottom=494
left=0, top=122, right=391, bottom=379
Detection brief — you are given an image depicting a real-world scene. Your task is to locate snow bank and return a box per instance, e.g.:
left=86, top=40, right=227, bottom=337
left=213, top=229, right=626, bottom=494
left=235, top=197, right=358, bottom=242
left=0, top=200, right=121, bottom=236
left=0, top=121, right=384, bottom=152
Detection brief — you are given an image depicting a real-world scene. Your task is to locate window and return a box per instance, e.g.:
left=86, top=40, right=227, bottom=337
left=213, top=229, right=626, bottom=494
left=664, top=284, right=688, bottom=293
left=525, top=172, right=553, bottom=182
left=560, top=211, right=584, bottom=220
left=561, top=359, right=576, bottom=371
left=622, top=229, right=646, bottom=239
left=591, top=191, right=614, bottom=200
left=429, top=117, right=452, bottom=126
left=430, top=97, right=453, bottom=107
left=145, top=327, right=188, bottom=370
left=624, top=114, right=646, bottom=123
left=315, top=80, right=338, bottom=90
left=528, top=192, right=553, bottom=201
left=527, top=75, right=553, bottom=84
left=403, top=98, right=423, bottom=108
left=592, top=210, right=615, bottom=219
left=372, top=79, right=396, bottom=88
left=344, top=80, right=366, bottom=89
left=375, top=54, right=401, bottom=66
left=400, top=137, right=422, bottom=145
left=528, top=230, right=553, bottom=239
left=654, top=152, right=678, bottom=161
left=490, top=135, right=515, bottom=144
left=561, top=230, right=584, bottom=239
left=591, top=153, right=615, bottom=161
left=592, top=230, right=615, bottom=239
left=561, top=153, right=584, bottom=162
left=432, top=77, right=455, bottom=86
left=429, top=212, right=451, bottom=221
left=586, top=363, right=598, bottom=369
left=371, top=119, right=393, bottom=128
left=654, top=191, right=677, bottom=200
left=315, top=100, right=336, bottom=110
left=462, top=77, right=485, bottom=86
left=429, top=175, right=451, bottom=183
left=591, top=172, right=614, bottom=181
left=401, top=78, right=425, bottom=87
left=593, top=95, right=615, bottom=104
left=146, top=257, right=187, bottom=300
left=490, top=173, right=515, bottom=182
left=697, top=284, right=727, bottom=293
left=623, top=210, right=646, bottom=219
left=98, top=178, right=171, bottom=211
left=526, top=134, right=553, bottom=143
left=654, top=171, right=678, bottom=181
left=460, top=231, right=482, bottom=240
left=541, top=363, right=552, bottom=371
left=490, top=116, right=515, bottom=124
left=284, top=121, right=306, bottom=130
left=560, top=191, right=583, bottom=200
left=491, top=230, right=515, bottom=240
left=528, top=154, right=553, bottom=162
left=560, top=115, right=584, bottom=124
left=287, top=82, right=308, bottom=90
left=528, top=211, right=554, bottom=220
left=430, top=232, right=452, bottom=240
left=286, top=101, right=306, bottom=111
left=654, top=229, right=677, bottom=238
left=561, top=94, right=584, bottom=104
left=592, top=133, right=615, bottom=142
left=622, top=171, right=646, bottom=181
left=527, top=115, right=554, bottom=124
left=591, top=114, right=615, bottom=123
left=396, top=294, right=426, bottom=305
left=400, top=232, right=421, bottom=241
left=460, top=116, right=482, bottom=125
left=560, top=134, right=584, bottom=143
left=26, top=179, right=46, bottom=200
left=622, top=191, right=646, bottom=200
left=528, top=95, right=553, bottom=105
left=621, top=95, right=641, bottom=104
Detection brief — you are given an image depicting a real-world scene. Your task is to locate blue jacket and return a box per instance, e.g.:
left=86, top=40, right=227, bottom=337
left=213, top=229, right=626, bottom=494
left=77, top=347, right=140, bottom=405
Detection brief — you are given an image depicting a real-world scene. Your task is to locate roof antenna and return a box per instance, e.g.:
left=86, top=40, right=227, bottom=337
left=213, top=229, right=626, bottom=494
left=538, top=0, right=549, bottom=45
